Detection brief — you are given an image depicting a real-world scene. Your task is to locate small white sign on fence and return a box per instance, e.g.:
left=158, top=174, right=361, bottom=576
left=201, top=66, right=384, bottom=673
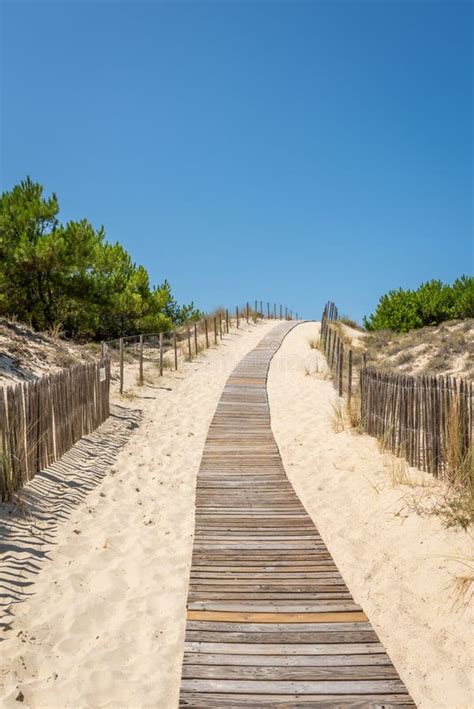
left=99, top=366, right=106, bottom=382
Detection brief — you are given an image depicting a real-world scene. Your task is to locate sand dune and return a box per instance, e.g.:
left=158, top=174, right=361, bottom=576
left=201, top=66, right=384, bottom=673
left=0, top=320, right=472, bottom=708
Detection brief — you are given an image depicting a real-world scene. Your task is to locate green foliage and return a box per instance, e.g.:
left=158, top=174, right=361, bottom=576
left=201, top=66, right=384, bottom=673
left=364, top=277, right=474, bottom=332
left=0, top=178, right=201, bottom=339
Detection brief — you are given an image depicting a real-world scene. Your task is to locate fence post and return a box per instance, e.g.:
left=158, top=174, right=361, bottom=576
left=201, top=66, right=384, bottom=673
left=255, top=300, right=258, bottom=317
left=260, top=300, right=263, bottom=318
left=236, top=306, right=239, bottom=329
left=338, top=345, right=344, bottom=397
left=267, top=302, right=270, bottom=319
left=173, top=331, right=178, bottom=370
left=246, top=302, right=249, bottom=323
left=194, top=323, right=198, bottom=354
left=205, top=319, right=209, bottom=348
left=138, top=334, right=144, bottom=386
left=348, top=349, right=353, bottom=406
left=331, top=332, right=336, bottom=368
left=214, top=317, right=218, bottom=344
left=225, top=309, right=229, bottom=333
left=285, top=306, right=288, bottom=320
left=280, top=304, right=282, bottom=319
left=159, top=332, right=164, bottom=376
left=119, top=337, right=124, bottom=394
left=219, top=313, right=223, bottom=339
left=187, top=327, right=192, bottom=361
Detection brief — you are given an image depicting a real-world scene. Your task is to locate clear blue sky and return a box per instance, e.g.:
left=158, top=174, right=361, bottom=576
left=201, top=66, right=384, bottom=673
left=1, top=0, right=472, bottom=321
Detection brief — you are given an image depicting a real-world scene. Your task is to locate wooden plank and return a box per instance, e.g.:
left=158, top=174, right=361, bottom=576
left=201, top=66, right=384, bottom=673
left=187, top=603, right=363, bottom=613
left=185, top=621, right=373, bottom=632
left=184, top=642, right=386, bottom=656
left=184, top=631, right=379, bottom=644
left=179, top=693, right=415, bottom=707
left=180, top=678, right=408, bottom=694
left=182, top=653, right=394, bottom=667
left=182, top=664, right=399, bottom=680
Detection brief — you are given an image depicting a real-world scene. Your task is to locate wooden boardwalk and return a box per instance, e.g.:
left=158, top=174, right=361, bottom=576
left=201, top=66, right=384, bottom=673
left=179, top=323, right=414, bottom=707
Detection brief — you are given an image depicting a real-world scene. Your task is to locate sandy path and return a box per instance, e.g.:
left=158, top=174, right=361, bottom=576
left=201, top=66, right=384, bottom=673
left=268, top=322, right=474, bottom=709
left=0, top=319, right=277, bottom=708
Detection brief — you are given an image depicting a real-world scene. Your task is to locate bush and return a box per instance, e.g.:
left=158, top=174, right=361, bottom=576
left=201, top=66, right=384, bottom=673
left=364, top=277, right=474, bottom=332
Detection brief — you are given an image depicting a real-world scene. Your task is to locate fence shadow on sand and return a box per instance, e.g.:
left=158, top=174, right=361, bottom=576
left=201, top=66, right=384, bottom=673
left=0, top=404, right=142, bottom=634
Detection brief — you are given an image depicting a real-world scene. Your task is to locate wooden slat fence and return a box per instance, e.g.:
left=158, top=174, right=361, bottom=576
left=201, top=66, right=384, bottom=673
left=360, top=368, right=472, bottom=479
left=320, top=302, right=347, bottom=398
left=320, top=301, right=473, bottom=479
left=0, top=358, right=111, bottom=500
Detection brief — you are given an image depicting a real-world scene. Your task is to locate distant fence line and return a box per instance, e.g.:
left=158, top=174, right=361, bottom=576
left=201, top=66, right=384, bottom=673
left=0, top=358, right=110, bottom=500
left=321, top=301, right=473, bottom=479
left=104, top=301, right=296, bottom=394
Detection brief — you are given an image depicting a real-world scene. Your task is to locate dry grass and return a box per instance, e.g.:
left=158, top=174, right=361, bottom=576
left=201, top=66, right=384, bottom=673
left=444, top=395, right=470, bottom=486
left=346, top=394, right=362, bottom=430
left=331, top=400, right=346, bottom=433
left=403, top=464, right=473, bottom=531
left=364, top=319, right=473, bottom=378
left=384, top=455, right=431, bottom=488
left=339, top=315, right=362, bottom=330
left=162, top=356, right=175, bottom=370
left=375, top=425, right=395, bottom=454
left=449, top=557, right=474, bottom=610
left=308, top=337, right=321, bottom=350
left=330, top=392, right=363, bottom=434
left=304, top=360, right=330, bottom=379
left=388, top=458, right=414, bottom=486
left=47, top=322, right=64, bottom=339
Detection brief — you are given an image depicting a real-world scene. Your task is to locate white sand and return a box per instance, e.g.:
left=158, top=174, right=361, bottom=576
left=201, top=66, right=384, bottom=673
left=268, top=322, right=474, bottom=709
left=0, top=319, right=277, bottom=708
left=1, top=319, right=472, bottom=708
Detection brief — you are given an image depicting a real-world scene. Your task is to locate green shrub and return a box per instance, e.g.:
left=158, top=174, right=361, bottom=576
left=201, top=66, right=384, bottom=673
left=364, top=276, right=474, bottom=332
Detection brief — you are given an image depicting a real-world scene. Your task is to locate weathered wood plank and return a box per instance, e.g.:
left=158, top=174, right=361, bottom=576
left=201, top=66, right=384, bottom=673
left=182, top=653, right=394, bottom=667
left=179, top=693, right=415, bottom=707
left=184, top=642, right=387, bottom=656
left=184, top=630, right=379, bottom=644
left=185, top=621, right=373, bottom=632
left=187, top=611, right=368, bottom=624
left=187, top=603, right=363, bottom=613
left=180, top=678, right=408, bottom=694
left=182, top=664, right=399, bottom=680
